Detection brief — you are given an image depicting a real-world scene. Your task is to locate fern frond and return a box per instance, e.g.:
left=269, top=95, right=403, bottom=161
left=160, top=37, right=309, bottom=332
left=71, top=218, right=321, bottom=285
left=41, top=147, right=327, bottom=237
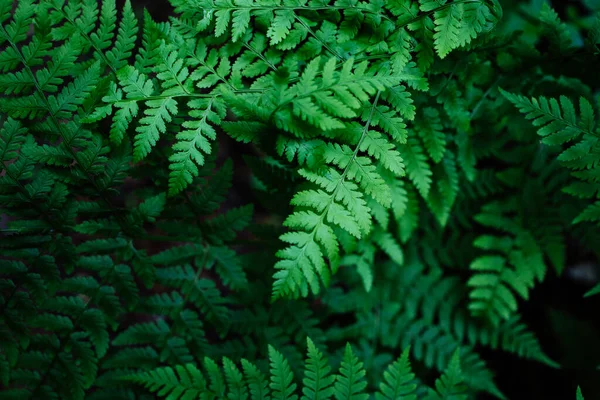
left=126, top=364, right=206, bottom=398
left=333, top=343, right=369, bottom=400
left=273, top=91, right=405, bottom=298
left=501, top=89, right=600, bottom=225
left=375, top=348, right=417, bottom=400
left=433, top=3, right=464, bottom=59
left=425, top=349, right=468, bottom=400
left=270, top=345, right=298, bottom=400
left=302, top=337, right=335, bottom=400
left=168, top=97, right=224, bottom=195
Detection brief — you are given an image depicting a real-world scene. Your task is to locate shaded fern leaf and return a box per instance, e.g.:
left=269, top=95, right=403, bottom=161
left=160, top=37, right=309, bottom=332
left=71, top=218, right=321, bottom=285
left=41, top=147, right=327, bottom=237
left=270, top=345, right=298, bottom=400
left=375, top=348, right=417, bottom=400
left=125, top=364, right=206, bottom=398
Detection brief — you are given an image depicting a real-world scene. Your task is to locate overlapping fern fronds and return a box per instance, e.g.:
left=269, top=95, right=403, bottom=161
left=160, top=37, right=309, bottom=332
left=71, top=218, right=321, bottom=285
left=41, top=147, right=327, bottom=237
left=127, top=337, right=470, bottom=400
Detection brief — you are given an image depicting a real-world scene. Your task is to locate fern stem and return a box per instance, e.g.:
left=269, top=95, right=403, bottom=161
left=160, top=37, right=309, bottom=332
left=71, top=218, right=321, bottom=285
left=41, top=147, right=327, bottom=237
left=192, top=54, right=239, bottom=91
left=337, top=90, right=382, bottom=188
left=294, top=14, right=345, bottom=61
left=243, top=41, right=278, bottom=71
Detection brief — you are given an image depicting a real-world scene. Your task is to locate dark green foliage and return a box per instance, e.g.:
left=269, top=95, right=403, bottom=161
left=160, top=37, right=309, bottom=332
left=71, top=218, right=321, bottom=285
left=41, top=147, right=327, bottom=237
left=1, top=0, right=599, bottom=399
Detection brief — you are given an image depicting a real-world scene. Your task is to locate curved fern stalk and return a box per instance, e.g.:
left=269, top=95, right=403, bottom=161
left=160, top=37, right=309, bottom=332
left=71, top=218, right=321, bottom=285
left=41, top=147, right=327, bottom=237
left=264, top=60, right=410, bottom=300
left=272, top=90, right=398, bottom=299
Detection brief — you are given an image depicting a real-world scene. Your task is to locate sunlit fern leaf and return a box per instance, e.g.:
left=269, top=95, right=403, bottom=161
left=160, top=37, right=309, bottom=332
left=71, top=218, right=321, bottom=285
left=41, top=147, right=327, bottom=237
left=433, top=3, right=464, bottom=59
left=273, top=90, right=408, bottom=299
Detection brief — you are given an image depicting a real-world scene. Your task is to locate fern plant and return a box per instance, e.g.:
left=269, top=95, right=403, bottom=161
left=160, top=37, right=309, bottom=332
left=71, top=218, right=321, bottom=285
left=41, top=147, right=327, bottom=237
left=1, top=0, right=600, bottom=399
left=127, top=337, right=470, bottom=400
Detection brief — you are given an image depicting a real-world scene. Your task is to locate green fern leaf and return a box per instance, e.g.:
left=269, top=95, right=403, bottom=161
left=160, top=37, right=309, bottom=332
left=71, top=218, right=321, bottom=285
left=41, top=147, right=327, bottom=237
left=302, top=337, right=335, bottom=400
left=205, top=357, right=227, bottom=397
left=133, top=97, right=177, bottom=162
left=242, top=359, right=271, bottom=400
left=224, top=357, right=249, bottom=400
left=426, top=349, right=468, bottom=400
left=416, top=107, right=445, bottom=163
left=127, top=364, right=206, bottom=398
left=433, top=4, right=463, bottom=58
left=106, top=0, right=138, bottom=69
left=334, top=343, right=368, bottom=400
left=269, top=345, right=298, bottom=400
left=268, top=10, right=295, bottom=45
left=375, top=348, right=417, bottom=400
left=398, top=137, right=432, bottom=198
left=168, top=97, right=223, bottom=195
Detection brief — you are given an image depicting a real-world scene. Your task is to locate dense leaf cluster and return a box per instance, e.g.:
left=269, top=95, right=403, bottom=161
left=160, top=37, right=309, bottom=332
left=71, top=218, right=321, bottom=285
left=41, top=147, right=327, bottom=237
left=1, top=0, right=599, bottom=399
